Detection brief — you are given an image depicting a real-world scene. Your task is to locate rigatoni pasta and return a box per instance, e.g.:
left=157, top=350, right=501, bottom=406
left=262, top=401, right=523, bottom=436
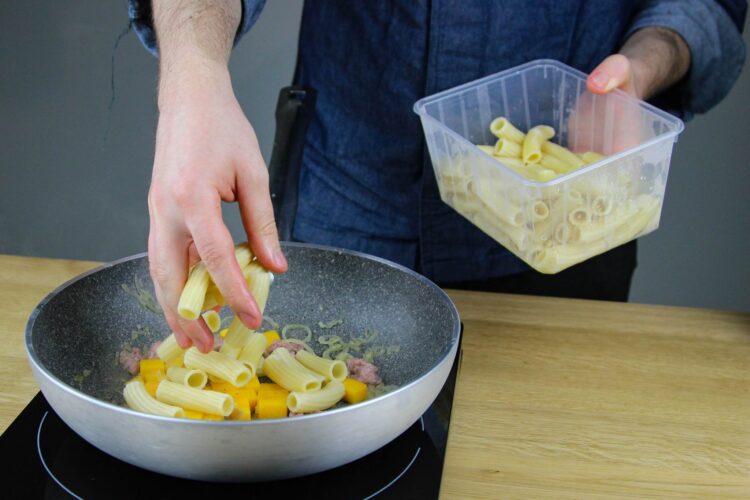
left=522, top=125, right=554, bottom=163
left=202, top=310, right=221, bottom=332
left=120, top=242, right=398, bottom=421
left=177, top=262, right=210, bottom=321
left=156, top=334, right=184, bottom=363
left=287, top=380, right=346, bottom=413
left=435, top=116, right=663, bottom=273
left=156, top=380, right=234, bottom=417
left=124, top=380, right=185, bottom=418
left=296, top=350, right=348, bottom=382
left=166, top=366, right=208, bottom=389
left=263, top=347, right=324, bottom=393
left=237, top=332, right=268, bottom=375
left=184, top=347, right=253, bottom=386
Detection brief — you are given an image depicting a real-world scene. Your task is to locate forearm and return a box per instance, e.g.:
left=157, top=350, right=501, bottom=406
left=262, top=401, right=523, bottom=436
left=153, top=0, right=242, bottom=109
left=619, top=27, right=691, bottom=100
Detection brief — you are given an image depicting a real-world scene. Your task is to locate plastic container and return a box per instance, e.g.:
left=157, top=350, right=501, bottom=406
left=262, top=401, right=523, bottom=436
left=414, top=59, right=684, bottom=273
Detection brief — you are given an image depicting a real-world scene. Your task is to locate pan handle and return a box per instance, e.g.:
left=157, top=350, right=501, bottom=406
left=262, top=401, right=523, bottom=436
left=268, top=86, right=317, bottom=242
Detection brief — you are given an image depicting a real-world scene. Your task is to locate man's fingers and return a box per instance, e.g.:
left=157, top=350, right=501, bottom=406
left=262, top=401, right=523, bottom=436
left=237, top=162, right=288, bottom=274
left=587, top=54, right=632, bottom=94
left=185, top=192, right=263, bottom=330
left=177, top=315, right=214, bottom=352
left=148, top=197, right=214, bottom=352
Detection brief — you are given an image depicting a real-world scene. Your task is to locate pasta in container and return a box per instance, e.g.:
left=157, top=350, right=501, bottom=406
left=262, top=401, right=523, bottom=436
left=414, top=59, right=684, bottom=273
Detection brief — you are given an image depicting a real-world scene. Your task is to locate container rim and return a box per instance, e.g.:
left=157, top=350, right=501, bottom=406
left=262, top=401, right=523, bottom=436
left=413, top=58, right=685, bottom=187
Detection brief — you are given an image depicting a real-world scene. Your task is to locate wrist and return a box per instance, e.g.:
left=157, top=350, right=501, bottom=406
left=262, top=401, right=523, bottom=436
left=157, top=57, right=233, bottom=112
left=619, top=27, right=691, bottom=100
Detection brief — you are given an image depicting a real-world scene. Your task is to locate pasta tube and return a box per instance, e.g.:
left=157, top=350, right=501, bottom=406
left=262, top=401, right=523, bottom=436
left=202, top=285, right=224, bottom=310
left=201, top=310, right=221, bottom=332
left=539, top=154, right=572, bottom=174
left=568, top=206, right=592, bottom=226
left=554, top=223, right=582, bottom=244
left=242, top=261, right=273, bottom=314
left=166, top=366, right=208, bottom=389
left=489, top=117, right=526, bottom=143
left=533, top=167, right=558, bottom=182
left=581, top=151, right=606, bottom=164
left=591, top=195, right=613, bottom=216
left=263, top=347, right=324, bottom=393
left=287, top=380, right=345, bottom=414
left=493, top=138, right=522, bottom=158
left=530, top=240, right=608, bottom=274
left=220, top=261, right=274, bottom=352
left=296, top=350, right=348, bottom=382
left=124, top=380, right=184, bottom=418
left=156, top=380, right=234, bottom=417
left=471, top=211, right=531, bottom=251
left=494, top=157, right=525, bottom=169
left=475, top=182, right=525, bottom=227
left=177, top=262, right=210, bottom=320
left=184, top=346, right=253, bottom=386
left=237, top=332, right=268, bottom=374
left=233, top=243, right=254, bottom=269
left=531, top=200, right=550, bottom=222
left=541, top=141, right=585, bottom=169
left=522, top=125, right=554, bottom=164
left=156, top=334, right=185, bottom=363
left=222, top=317, right=252, bottom=352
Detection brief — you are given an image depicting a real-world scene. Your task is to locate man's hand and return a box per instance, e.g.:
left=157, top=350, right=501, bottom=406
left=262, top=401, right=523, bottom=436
left=587, top=27, right=691, bottom=100
left=568, top=27, right=691, bottom=155
left=149, top=1, right=287, bottom=353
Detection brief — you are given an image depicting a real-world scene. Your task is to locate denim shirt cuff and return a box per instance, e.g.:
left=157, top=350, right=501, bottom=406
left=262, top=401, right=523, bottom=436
left=624, top=0, right=746, bottom=120
left=127, top=0, right=266, bottom=57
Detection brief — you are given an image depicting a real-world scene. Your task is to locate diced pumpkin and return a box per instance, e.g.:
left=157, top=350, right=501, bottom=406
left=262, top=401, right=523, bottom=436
left=183, top=409, right=203, bottom=420
left=230, top=395, right=252, bottom=420
left=139, top=359, right=165, bottom=376
left=263, top=330, right=280, bottom=347
left=256, top=383, right=289, bottom=419
left=202, top=413, right=224, bottom=421
left=144, top=379, right=161, bottom=398
left=343, top=378, right=367, bottom=404
left=255, top=396, right=287, bottom=419
left=246, top=375, right=260, bottom=392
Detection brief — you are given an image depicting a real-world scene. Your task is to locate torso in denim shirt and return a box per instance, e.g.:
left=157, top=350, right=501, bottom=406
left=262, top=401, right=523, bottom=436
left=291, top=0, right=635, bottom=283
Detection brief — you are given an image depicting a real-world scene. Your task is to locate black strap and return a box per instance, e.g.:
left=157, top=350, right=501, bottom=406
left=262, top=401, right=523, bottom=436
left=268, top=86, right=317, bottom=242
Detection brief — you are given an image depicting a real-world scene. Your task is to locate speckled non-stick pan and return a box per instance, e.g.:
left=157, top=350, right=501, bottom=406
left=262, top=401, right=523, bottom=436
left=25, top=243, right=461, bottom=481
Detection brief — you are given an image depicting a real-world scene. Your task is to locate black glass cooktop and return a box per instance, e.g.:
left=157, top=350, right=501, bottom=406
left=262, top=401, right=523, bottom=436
left=1, top=348, right=459, bottom=499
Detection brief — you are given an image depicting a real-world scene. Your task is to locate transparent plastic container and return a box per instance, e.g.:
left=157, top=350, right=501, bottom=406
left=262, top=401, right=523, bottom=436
left=414, top=59, right=684, bottom=273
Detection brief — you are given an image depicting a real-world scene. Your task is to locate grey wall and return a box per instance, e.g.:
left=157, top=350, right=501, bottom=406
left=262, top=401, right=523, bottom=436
left=1, top=2, right=748, bottom=312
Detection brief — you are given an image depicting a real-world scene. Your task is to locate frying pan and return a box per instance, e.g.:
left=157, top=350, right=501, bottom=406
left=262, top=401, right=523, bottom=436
left=25, top=245, right=460, bottom=481
left=24, top=88, right=460, bottom=481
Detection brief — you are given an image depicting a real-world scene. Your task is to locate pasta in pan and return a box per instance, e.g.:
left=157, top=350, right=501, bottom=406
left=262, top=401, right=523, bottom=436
left=121, top=244, right=398, bottom=420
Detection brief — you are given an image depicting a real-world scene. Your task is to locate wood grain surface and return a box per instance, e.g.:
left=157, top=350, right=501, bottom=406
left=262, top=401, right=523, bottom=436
left=0, top=255, right=98, bottom=430
left=1, top=254, right=748, bottom=497
left=442, top=290, right=750, bottom=498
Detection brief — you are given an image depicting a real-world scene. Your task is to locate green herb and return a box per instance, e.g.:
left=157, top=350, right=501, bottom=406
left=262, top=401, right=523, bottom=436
left=121, top=274, right=162, bottom=314
left=318, top=319, right=344, bottom=329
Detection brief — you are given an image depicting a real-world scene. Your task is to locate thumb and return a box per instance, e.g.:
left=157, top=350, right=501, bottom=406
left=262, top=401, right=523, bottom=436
left=587, top=54, right=634, bottom=95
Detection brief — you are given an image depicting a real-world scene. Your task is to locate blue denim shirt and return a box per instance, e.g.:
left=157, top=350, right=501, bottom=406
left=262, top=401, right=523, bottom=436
left=130, top=0, right=746, bottom=283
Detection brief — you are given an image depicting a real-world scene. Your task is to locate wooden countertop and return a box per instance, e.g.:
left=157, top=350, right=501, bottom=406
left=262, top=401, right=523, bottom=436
left=1, top=255, right=748, bottom=497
